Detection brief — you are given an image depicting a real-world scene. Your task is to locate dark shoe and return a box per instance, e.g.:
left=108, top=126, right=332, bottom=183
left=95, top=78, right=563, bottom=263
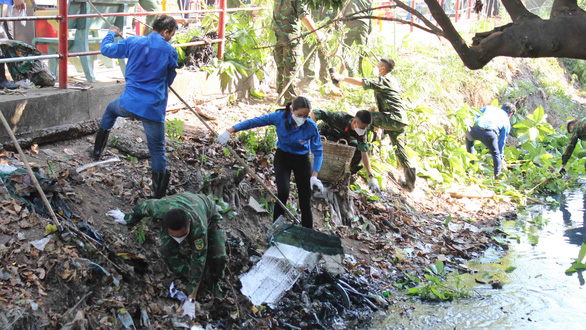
left=401, top=167, right=417, bottom=192
left=152, top=171, right=171, bottom=199
left=0, top=78, right=18, bottom=90
left=92, top=127, right=110, bottom=161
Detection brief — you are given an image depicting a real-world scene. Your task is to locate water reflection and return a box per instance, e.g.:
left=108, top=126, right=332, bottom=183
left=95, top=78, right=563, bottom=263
left=559, top=191, right=586, bottom=246
left=374, top=190, right=586, bottom=329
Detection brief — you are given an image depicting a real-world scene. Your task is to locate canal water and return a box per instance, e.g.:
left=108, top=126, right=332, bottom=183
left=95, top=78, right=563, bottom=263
left=374, top=189, right=586, bottom=329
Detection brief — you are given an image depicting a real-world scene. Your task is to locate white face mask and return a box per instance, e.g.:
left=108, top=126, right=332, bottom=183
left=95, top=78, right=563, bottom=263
left=172, top=233, right=188, bottom=244
left=355, top=127, right=367, bottom=136
left=292, top=114, right=306, bottom=127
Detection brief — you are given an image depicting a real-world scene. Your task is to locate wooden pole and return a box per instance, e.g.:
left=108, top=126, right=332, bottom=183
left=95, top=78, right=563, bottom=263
left=0, top=101, right=63, bottom=230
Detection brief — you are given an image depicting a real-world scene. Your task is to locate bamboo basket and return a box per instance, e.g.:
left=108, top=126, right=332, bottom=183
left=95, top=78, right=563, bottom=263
left=310, top=138, right=356, bottom=183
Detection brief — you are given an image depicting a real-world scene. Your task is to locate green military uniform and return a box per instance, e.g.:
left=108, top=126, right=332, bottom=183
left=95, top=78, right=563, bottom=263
left=125, top=192, right=227, bottom=295
left=313, top=109, right=370, bottom=174
left=343, top=0, right=372, bottom=76
left=562, top=117, right=586, bottom=167
left=273, top=0, right=309, bottom=104
left=363, top=73, right=416, bottom=187
left=302, top=7, right=336, bottom=83
left=138, top=0, right=159, bottom=35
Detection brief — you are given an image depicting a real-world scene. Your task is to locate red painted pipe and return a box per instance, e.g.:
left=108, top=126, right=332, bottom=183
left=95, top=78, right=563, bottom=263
left=455, top=0, right=460, bottom=22
left=217, top=0, right=226, bottom=59
left=58, top=0, right=67, bottom=89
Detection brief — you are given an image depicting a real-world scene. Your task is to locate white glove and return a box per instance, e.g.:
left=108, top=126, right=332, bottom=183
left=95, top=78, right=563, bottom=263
left=217, top=130, right=231, bottom=146
left=331, top=73, right=345, bottom=83
left=369, top=177, right=380, bottom=192
left=310, top=176, right=324, bottom=193
left=106, top=209, right=126, bottom=225
left=181, top=298, right=199, bottom=319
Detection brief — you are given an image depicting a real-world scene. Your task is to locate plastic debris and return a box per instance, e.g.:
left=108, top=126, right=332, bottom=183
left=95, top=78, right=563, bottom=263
left=30, top=236, right=51, bottom=251
left=117, top=308, right=135, bottom=329
left=246, top=196, right=267, bottom=213
left=76, top=157, right=121, bottom=173
left=30, top=301, right=38, bottom=311
left=170, top=282, right=187, bottom=302
left=239, top=242, right=321, bottom=306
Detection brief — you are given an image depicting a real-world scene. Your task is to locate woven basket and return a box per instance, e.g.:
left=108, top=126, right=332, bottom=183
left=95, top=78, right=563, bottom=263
left=310, top=138, right=356, bottom=183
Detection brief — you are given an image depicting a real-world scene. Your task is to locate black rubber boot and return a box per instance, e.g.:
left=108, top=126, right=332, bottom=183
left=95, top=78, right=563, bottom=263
left=92, top=127, right=110, bottom=161
left=152, top=171, right=171, bottom=199
left=0, top=65, right=18, bottom=90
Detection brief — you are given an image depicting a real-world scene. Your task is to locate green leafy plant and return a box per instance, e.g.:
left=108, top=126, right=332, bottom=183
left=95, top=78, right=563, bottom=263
left=565, top=243, right=586, bottom=278
left=165, top=118, right=185, bottom=142
left=405, top=260, right=470, bottom=301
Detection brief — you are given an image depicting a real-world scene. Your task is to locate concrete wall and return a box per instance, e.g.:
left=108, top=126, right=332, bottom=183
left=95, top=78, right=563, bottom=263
left=0, top=68, right=262, bottom=147
left=0, top=82, right=124, bottom=147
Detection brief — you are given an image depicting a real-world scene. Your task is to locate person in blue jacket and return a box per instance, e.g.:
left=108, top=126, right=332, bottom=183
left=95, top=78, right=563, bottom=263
left=92, top=15, right=178, bottom=199
left=465, top=103, right=516, bottom=178
left=217, top=96, right=324, bottom=229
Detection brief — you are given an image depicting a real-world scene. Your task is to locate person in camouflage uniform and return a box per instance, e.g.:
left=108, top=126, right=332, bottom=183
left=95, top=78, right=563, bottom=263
left=343, top=0, right=372, bottom=77
left=559, top=117, right=586, bottom=174
left=310, top=109, right=381, bottom=191
left=123, top=192, right=227, bottom=300
left=273, top=0, right=323, bottom=104
left=331, top=57, right=417, bottom=191
left=302, top=7, right=336, bottom=85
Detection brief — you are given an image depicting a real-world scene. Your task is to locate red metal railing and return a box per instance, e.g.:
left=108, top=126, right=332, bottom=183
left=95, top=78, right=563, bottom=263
left=0, top=4, right=261, bottom=89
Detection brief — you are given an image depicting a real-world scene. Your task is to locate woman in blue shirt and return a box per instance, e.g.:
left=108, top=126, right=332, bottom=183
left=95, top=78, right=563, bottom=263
left=217, top=96, right=324, bottom=228
left=92, top=15, right=178, bottom=199
left=0, top=0, right=25, bottom=90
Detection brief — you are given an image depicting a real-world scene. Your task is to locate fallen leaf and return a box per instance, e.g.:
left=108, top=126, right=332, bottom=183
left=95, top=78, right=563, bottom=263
left=30, top=144, right=39, bottom=155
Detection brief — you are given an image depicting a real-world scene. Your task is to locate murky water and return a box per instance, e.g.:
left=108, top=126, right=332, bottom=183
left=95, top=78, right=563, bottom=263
left=374, top=189, right=586, bottom=329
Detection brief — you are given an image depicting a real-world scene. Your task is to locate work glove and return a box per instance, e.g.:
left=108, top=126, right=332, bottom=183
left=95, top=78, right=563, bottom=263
left=559, top=166, right=567, bottom=175
left=331, top=72, right=345, bottom=83
left=310, top=176, right=324, bottom=193
left=181, top=298, right=199, bottom=319
left=368, top=177, right=380, bottom=192
left=217, top=130, right=231, bottom=146
left=106, top=209, right=126, bottom=225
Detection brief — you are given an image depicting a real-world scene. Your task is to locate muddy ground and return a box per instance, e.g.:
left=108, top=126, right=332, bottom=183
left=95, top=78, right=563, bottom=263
left=0, top=85, right=520, bottom=329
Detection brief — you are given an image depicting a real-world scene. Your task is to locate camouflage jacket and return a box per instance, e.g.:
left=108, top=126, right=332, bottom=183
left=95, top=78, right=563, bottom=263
left=344, top=0, right=372, bottom=29
left=273, top=0, right=308, bottom=37
left=562, top=117, right=586, bottom=166
left=124, top=192, right=222, bottom=294
left=313, top=109, right=370, bottom=152
left=363, top=73, right=408, bottom=125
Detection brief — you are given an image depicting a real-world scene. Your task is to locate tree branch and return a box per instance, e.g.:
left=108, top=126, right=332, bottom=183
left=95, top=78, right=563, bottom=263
left=469, top=16, right=586, bottom=67
left=501, top=0, right=540, bottom=22
left=423, top=0, right=484, bottom=69
left=551, top=0, right=586, bottom=17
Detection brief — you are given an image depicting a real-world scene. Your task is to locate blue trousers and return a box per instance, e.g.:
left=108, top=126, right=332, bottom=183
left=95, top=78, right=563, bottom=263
left=99, top=98, right=166, bottom=173
left=466, top=125, right=502, bottom=177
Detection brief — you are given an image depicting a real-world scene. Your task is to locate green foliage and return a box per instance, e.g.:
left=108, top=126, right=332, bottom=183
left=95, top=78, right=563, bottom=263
left=165, top=118, right=185, bottom=142
left=405, top=261, right=469, bottom=301
left=565, top=243, right=586, bottom=277
left=237, top=126, right=277, bottom=156
left=135, top=220, right=146, bottom=245
left=562, top=59, right=586, bottom=88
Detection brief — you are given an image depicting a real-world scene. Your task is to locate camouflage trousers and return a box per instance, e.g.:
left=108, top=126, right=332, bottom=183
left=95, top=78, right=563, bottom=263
left=159, top=221, right=227, bottom=294
left=302, top=41, right=328, bottom=82
left=371, top=112, right=413, bottom=170
left=274, top=33, right=301, bottom=104
left=343, top=21, right=370, bottom=77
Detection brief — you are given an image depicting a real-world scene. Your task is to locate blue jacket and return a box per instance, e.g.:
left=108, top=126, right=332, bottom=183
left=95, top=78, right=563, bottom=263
left=233, top=110, right=323, bottom=172
left=101, top=31, right=178, bottom=123
left=475, top=105, right=511, bottom=159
